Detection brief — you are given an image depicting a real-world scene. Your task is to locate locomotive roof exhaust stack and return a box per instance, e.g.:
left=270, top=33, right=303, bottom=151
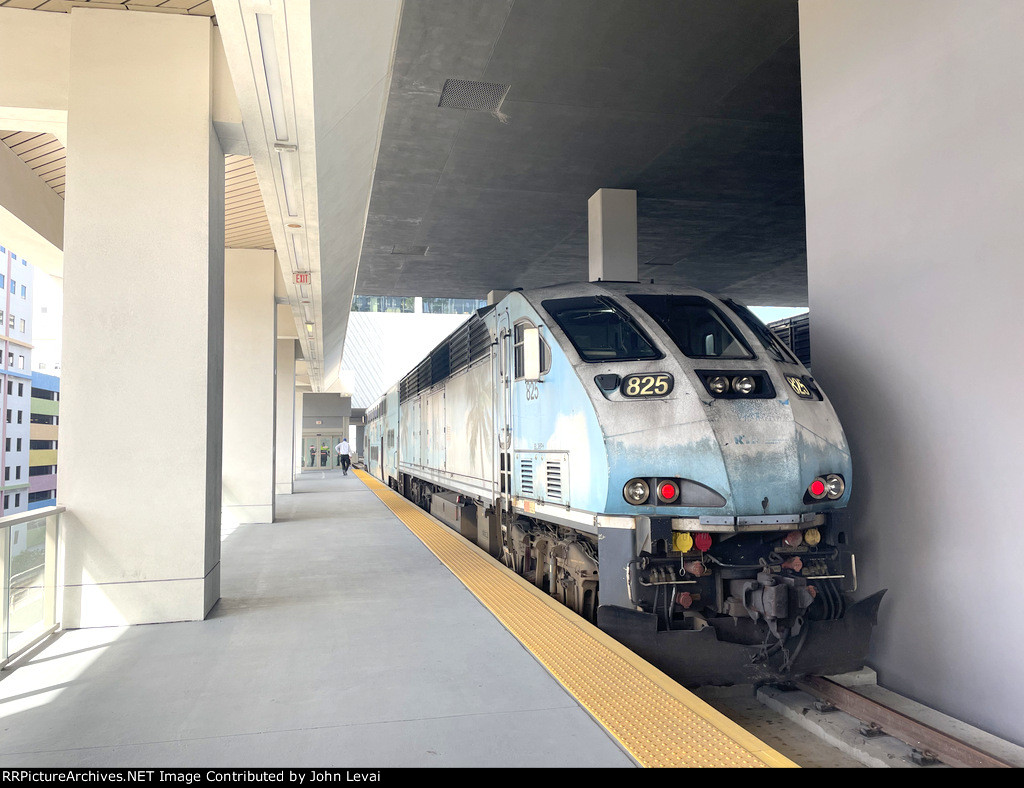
left=588, top=188, right=639, bottom=283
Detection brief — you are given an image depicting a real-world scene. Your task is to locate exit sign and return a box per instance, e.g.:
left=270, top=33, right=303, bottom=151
left=294, top=272, right=311, bottom=285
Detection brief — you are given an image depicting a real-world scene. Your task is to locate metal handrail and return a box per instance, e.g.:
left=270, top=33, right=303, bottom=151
left=0, top=505, right=65, bottom=530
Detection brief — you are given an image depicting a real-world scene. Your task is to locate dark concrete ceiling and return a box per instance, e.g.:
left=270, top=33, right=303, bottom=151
left=355, top=0, right=807, bottom=307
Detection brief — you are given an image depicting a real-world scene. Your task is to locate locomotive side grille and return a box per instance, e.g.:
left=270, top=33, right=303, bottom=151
left=519, top=457, right=535, bottom=496
left=430, top=347, right=450, bottom=385
left=468, top=319, right=491, bottom=363
left=449, top=321, right=472, bottom=372
left=446, top=314, right=493, bottom=377
left=399, top=307, right=496, bottom=402
left=546, top=461, right=562, bottom=501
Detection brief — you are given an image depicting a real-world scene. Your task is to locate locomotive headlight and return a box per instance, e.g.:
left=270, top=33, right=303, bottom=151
left=623, top=478, right=650, bottom=505
left=825, top=474, right=846, bottom=500
left=808, top=477, right=828, bottom=500
left=732, top=376, right=756, bottom=395
left=707, top=376, right=730, bottom=395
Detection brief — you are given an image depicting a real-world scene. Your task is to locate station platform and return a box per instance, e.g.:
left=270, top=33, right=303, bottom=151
left=0, top=469, right=792, bottom=768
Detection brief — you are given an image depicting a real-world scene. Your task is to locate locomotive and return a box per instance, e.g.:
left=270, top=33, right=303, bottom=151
left=365, top=281, right=882, bottom=685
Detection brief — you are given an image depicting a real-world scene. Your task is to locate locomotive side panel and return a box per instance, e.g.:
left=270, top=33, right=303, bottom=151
left=399, top=396, right=421, bottom=471
left=444, top=357, right=496, bottom=498
left=384, top=387, right=400, bottom=484
left=424, top=387, right=446, bottom=474
left=366, top=411, right=381, bottom=479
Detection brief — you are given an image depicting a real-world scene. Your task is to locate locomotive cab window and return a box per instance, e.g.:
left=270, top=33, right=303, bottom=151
left=721, top=298, right=802, bottom=365
left=628, top=294, right=754, bottom=359
left=514, top=321, right=551, bottom=379
left=542, top=296, right=661, bottom=362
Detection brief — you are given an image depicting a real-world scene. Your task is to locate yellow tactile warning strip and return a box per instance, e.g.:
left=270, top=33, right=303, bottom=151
left=355, top=470, right=797, bottom=768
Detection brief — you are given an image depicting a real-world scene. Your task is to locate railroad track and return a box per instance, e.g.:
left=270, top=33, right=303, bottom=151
left=782, top=676, right=1015, bottom=768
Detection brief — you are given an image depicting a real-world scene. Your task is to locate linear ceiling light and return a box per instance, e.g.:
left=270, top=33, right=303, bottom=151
left=278, top=149, right=300, bottom=217
left=291, top=233, right=305, bottom=271
left=256, top=13, right=289, bottom=142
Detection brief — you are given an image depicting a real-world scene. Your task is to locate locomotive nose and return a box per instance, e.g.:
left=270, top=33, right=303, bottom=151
left=704, top=398, right=851, bottom=516
left=705, top=401, right=802, bottom=514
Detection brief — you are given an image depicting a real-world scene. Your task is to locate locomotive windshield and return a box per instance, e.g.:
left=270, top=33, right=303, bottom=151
left=721, top=298, right=802, bottom=365
left=542, top=296, right=661, bottom=362
left=628, top=294, right=754, bottom=359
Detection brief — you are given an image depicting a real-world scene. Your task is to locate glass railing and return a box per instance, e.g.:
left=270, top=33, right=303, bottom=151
left=1, top=506, right=63, bottom=667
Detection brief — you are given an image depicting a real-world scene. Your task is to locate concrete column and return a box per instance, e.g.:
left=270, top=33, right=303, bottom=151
left=222, top=249, right=276, bottom=526
left=588, top=188, right=638, bottom=282
left=275, top=339, right=296, bottom=495
left=293, top=388, right=305, bottom=475
left=58, top=10, right=223, bottom=626
left=801, top=0, right=1024, bottom=744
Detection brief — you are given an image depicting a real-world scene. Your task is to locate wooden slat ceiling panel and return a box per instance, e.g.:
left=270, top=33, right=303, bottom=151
left=0, top=1, right=216, bottom=16
left=0, top=134, right=274, bottom=250
left=224, top=155, right=274, bottom=249
left=1, top=131, right=66, bottom=197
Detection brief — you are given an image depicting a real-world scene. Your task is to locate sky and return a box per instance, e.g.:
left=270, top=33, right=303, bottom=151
left=749, top=306, right=809, bottom=323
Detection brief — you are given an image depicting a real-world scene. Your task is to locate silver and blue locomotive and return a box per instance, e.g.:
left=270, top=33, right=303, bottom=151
left=366, top=281, right=882, bottom=685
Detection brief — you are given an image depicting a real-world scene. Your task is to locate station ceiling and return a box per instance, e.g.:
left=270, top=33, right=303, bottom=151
left=358, top=0, right=807, bottom=307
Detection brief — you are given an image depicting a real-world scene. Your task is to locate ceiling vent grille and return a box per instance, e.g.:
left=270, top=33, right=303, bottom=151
left=438, top=79, right=511, bottom=112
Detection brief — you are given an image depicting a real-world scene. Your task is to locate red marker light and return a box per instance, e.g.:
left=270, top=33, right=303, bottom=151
left=658, top=480, right=679, bottom=503
left=694, top=532, right=712, bottom=552
left=808, top=478, right=827, bottom=499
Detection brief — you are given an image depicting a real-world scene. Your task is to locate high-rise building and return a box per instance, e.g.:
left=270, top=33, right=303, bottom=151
left=28, top=372, right=59, bottom=510
left=0, top=245, right=33, bottom=516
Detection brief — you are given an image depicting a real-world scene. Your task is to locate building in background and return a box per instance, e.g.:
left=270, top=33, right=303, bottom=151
left=28, top=371, right=59, bottom=510
left=31, top=269, right=62, bottom=375
left=0, top=245, right=33, bottom=516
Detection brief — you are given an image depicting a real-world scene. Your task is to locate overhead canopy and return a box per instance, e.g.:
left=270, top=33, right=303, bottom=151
left=0, top=0, right=805, bottom=391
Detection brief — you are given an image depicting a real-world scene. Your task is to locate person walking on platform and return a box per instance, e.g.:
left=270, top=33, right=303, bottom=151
left=336, top=438, right=351, bottom=476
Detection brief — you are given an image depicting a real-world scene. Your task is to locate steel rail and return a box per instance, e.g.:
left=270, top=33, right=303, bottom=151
left=796, top=676, right=1013, bottom=768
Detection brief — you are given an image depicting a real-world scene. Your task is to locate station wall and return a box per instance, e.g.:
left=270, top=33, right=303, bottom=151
left=801, top=0, right=1024, bottom=744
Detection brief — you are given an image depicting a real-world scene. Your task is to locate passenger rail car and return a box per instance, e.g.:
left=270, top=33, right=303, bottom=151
left=366, top=282, right=882, bottom=685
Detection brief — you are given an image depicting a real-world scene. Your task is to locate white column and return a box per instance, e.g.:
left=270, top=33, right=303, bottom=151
left=588, top=188, right=638, bottom=283
left=58, top=10, right=223, bottom=626
left=293, top=388, right=305, bottom=476
left=275, top=339, right=296, bottom=495
left=223, top=249, right=276, bottom=526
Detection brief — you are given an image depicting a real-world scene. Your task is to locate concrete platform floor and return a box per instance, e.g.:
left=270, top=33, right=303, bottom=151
left=0, top=470, right=636, bottom=768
